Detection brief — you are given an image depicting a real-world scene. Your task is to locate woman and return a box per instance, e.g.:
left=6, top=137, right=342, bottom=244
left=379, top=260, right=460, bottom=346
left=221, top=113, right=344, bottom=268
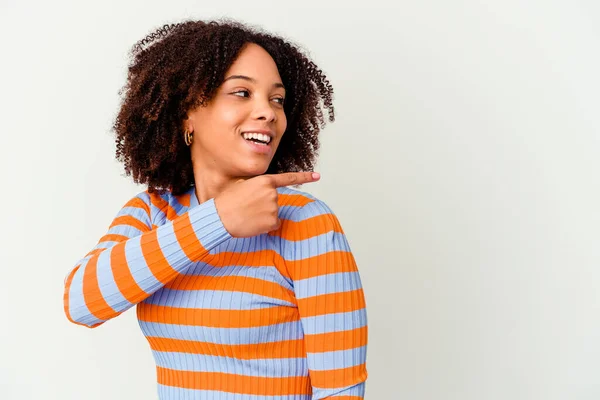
left=63, top=19, right=368, bottom=399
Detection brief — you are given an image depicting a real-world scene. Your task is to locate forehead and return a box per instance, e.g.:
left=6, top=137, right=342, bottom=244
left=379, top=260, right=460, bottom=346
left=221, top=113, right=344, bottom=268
left=224, top=43, right=282, bottom=82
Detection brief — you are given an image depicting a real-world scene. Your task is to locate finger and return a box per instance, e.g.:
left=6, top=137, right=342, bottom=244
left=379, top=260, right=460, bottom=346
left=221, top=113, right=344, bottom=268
left=268, top=172, right=320, bottom=188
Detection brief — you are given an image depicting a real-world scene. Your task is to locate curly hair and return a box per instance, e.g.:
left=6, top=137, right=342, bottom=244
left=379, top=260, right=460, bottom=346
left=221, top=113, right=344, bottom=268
left=112, top=18, right=335, bottom=196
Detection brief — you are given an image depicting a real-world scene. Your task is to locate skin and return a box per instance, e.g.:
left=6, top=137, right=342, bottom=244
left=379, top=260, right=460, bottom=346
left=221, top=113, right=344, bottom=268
left=184, top=42, right=289, bottom=204
left=182, top=42, right=320, bottom=237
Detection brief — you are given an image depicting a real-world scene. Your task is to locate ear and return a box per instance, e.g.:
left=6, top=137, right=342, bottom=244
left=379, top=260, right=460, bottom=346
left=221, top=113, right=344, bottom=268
left=182, top=116, right=194, bottom=135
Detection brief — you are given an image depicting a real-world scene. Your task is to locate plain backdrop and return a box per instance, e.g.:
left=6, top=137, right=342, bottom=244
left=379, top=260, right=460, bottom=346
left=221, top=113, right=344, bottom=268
left=1, top=0, right=599, bottom=399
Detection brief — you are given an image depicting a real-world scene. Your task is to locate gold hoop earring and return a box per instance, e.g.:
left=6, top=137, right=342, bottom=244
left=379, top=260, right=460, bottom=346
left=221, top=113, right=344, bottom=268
left=184, top=129, right=193, bottom=146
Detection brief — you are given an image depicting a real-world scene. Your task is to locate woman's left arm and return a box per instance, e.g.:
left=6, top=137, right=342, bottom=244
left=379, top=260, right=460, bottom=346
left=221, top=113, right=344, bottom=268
left=282, top=198, right=368, bottom=399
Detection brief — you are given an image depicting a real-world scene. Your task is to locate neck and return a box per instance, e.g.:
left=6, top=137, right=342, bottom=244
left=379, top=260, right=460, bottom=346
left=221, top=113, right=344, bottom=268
left=191, top=164, right=251, bottom=204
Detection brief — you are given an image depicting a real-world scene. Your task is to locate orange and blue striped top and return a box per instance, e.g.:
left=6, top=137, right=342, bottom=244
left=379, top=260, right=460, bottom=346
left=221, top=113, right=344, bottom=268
left=63, top=185, right=368, bottom=399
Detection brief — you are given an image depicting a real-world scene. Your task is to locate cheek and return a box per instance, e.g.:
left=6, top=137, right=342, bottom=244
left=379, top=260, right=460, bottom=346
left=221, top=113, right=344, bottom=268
left=278, top=112, right=287, bottom=133
left=218, top=101, right=247, bottom=127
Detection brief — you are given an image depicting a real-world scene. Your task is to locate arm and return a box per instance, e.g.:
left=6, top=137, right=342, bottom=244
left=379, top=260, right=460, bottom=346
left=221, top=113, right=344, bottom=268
left=283, top=199, right=368, bottom=399
left=63, top=191, right=231, bottom=328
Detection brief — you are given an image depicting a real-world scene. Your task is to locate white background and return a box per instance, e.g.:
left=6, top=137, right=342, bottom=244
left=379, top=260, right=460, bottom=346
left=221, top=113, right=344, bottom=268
left=1, top=0, right=599, bottom=399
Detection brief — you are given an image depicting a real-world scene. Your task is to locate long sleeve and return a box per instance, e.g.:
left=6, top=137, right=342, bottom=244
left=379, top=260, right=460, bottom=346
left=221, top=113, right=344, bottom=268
left=63, top=191, right=231, bottom=328
left=282, top=198, right=368, bottom=399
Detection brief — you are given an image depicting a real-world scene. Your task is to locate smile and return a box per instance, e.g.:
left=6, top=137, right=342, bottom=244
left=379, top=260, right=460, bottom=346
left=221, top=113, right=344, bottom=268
left=241, top=132, right=272, bottom=144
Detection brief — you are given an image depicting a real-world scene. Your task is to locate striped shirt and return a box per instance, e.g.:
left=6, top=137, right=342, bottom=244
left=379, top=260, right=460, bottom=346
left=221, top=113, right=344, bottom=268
left=63, top=185, right=368, bottom=399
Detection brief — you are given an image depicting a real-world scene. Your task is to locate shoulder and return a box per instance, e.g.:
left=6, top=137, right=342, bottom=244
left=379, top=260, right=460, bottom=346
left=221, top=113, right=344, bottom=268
left=118, top=190, right=152, bottom=215
left=125, top=186, right=194, bottom=226
left=276, top=186, right=341, bottom=228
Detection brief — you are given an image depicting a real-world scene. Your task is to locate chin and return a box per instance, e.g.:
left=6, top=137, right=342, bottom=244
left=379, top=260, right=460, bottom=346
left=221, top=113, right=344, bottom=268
left=239, top=163, right=270, bottom=177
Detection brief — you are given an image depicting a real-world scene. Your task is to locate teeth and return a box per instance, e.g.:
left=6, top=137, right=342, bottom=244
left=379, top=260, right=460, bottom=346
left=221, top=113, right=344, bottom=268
left=242, top=132, right=271, bottom=144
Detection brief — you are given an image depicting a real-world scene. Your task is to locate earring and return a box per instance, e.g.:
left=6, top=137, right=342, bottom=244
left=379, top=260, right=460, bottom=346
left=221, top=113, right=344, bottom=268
left=184, top=129, right=193, bottom=146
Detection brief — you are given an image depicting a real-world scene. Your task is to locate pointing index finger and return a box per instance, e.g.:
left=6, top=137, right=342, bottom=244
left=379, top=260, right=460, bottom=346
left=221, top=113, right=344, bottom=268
left=269, top=172, right=320, bottom=188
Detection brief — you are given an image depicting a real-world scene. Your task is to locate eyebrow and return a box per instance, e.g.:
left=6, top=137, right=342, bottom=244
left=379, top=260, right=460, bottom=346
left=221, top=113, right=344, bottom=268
left=223, top=74, right=285, bottom=90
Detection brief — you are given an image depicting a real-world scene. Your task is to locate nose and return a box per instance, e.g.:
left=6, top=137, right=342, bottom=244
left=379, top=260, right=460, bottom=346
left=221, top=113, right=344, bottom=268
left=251, top=96, right=277, bottom=122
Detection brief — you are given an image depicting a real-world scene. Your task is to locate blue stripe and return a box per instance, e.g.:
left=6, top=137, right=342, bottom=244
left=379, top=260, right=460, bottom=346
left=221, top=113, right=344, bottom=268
left=277, top=186, right=317, bottom=201
left=280, top=231, right=350, bottom=259
left=156, top=220, right=193, bottom=272
left=183, top=265, right=292, bottom=290
left=92, top=241, right=118, bottom=250
left=178, top=231, right=350, bottom=261
left=106, top=224, right=145, bottom=237
left=67, top=259, right=102, bottom=326
left=278, top=205, right=330, bottom=222
left=149, top=202, right=169, bottom=223
left=139, top=320, right=304, bottom=345
left=144, top=289, right=296, bottom=309
left=306, top=345, right=367, bottom=371
left=188, top=186, right=199, bottom=208
left=212, top=231, right=271, bottom=255
left=153, top=352, right=308, bottom=377
left=188, top=198, right=232, bottom=250
left=149, top=194, right=189, bottom=224
left=157, top=385, right=311, bottom=400
left=314, top=382, right=365, bottom=398
left=96, top=248, right=131, bottom=313
left=115, top=205, right=149, bottom=221
left=294, top=272, right=362, bottom=300
left=301, top=309, right=367, bottom=335
left=124, top=235, right=162, bottom=293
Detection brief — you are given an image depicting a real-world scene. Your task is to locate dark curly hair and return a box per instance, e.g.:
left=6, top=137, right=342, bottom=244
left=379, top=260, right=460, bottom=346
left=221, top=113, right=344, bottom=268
left=112, top=18, right=335, bottom=196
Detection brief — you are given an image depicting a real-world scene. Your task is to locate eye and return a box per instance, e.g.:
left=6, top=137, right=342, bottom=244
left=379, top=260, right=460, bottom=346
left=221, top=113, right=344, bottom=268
left=231, top=89, right=285, bottom=105
left=232, top=89, right=250, bottom=98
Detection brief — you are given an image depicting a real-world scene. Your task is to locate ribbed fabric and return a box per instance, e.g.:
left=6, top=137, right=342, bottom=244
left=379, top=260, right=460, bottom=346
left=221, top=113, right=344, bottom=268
left=64, top=186, right=368, bottom=399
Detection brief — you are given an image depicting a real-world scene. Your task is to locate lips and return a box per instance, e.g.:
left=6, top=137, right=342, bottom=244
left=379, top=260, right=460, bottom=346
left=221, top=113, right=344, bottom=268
left=241, top=133, right=272, bottom=155
left=241, top=129, right=275, bottom=141
left=242, top=133, right=272, bottom=145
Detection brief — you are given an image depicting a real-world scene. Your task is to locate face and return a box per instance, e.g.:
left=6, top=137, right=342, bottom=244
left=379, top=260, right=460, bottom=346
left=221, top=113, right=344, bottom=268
left=184, top=42, right=287, bottom=179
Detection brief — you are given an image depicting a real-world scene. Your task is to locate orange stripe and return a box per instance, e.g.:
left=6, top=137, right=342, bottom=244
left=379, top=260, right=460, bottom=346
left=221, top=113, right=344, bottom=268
left=140, top=230, right=177, bottom=285
left=200, top=250, right=291, bottom=280
left=270, top=213, right=343, bottom=241
left=110, top=240, right=149, bottom=304
left=205, top=249, right=274, bottom=268
left=147, top=336, right=306, bottom=359
left=149, top=192, right=179, bottom=221
left=123, top=196, right=151, bottom=216
left=98, top=234, right=129, bottom=244
left=173, top=213, right=207, bottom=261
left=309, top=364, right=367, bottom=389
left=324, top=397, right=363, bottom=400
left=165, top=275, right=295, bottom=304
left=297, top=289, right=366, bottom=318
left=157, top=368, right=312, bottom=395
left=304, top=326, right=368, bottom=353
left=137, top=304, right=299, bottom=328
left=287, top=250, right=358, bottom=280
left=278, top=193, right=314, bottom=207
left=63, top=266, right=94, bottom=328
left=84, top=248, right=104, bottom=258
left=109, top=215, right=149, bottom=232
left=82, top=256, right=120, bottom=321
left=176, top=192, right=192, bottom=207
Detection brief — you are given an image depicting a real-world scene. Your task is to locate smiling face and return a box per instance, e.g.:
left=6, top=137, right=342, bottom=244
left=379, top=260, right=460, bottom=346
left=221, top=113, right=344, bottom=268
left=184, top=42, right=287, bottom=179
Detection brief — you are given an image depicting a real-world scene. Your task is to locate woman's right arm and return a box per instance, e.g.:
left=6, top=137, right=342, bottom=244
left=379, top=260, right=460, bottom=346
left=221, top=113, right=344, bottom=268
left=63, top=191, right=231, bottom=328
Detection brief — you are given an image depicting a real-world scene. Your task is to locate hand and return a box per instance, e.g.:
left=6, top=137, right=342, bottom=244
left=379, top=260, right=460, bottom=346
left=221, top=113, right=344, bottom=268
left=214, top=172, right=320, bottom=238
